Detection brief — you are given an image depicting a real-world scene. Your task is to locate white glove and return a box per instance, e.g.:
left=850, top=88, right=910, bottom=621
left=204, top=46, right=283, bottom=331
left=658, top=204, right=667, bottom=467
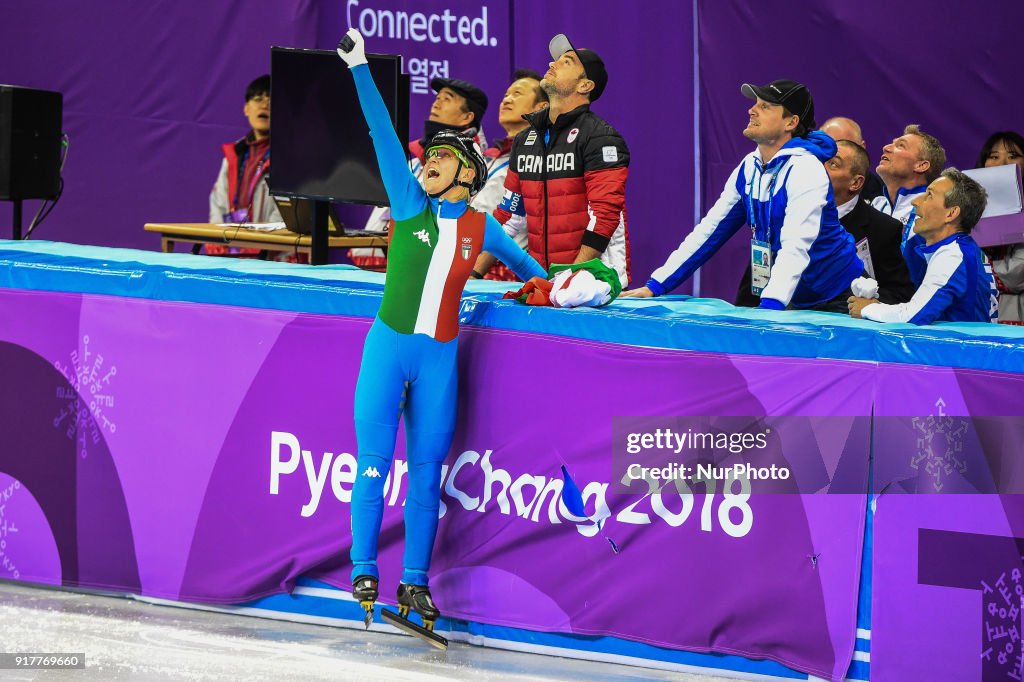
left=337, top=29, right=368, bottom=68
left=851, top=276, right=879, bottom=299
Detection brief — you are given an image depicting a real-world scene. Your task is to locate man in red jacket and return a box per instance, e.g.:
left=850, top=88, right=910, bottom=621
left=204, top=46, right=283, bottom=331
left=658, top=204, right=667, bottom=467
left=487, top=33, right=631, bottom=286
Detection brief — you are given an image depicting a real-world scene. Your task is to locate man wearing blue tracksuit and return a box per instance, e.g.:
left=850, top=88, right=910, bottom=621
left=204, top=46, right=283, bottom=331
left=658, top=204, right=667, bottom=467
left=849, top=168, right=998, bottom=324
left=622, top=79, right=863, bottom=311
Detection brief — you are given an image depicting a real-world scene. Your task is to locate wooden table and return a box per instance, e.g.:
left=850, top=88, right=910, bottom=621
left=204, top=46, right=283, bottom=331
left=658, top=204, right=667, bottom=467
left=144, top=223, right=388, bottom=265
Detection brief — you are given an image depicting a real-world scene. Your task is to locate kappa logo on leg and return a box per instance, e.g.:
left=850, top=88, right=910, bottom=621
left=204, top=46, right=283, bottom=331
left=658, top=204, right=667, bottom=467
left=362, top=466, right=382, bottom=478
left=413, top=229, right=432, bottom=246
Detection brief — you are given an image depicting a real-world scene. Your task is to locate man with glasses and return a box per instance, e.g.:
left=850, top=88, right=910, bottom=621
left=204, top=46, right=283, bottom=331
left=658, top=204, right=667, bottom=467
left=208, top=74, right=282, bottom=226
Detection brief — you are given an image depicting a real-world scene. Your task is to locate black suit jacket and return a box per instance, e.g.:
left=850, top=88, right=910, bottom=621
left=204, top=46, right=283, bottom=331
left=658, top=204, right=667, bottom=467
left=734, top=196, right=915, bottom=307
left=860, top=172, right=885, bottom=203
left=841, top=198, right=915, bottom=304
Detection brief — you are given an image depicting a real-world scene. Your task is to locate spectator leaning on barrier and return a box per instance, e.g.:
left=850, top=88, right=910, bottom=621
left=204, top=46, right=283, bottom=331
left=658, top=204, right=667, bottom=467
left=976, top=131, right=1024, bottom=324
left=820, top=116, right=884, bottom=202
left=470, top=69, right=549, bottom=281
left=825, top=140, right=914, bottom=304
left=209, top=74, right=282, bottom=226
left=734, top=114, right=891, bottom=307
left=491, top=33, right=631, bottom=287
left=848, top=168, right=998, bottom=324
left=623, top=79, right=863, bottom=312
left=872, top=124, right=946, bottom=226
left=352, top=75, right=490, bottom=269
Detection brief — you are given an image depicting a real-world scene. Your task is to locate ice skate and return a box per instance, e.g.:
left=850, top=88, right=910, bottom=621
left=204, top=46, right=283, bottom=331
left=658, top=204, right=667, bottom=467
left=380, top=583, right=448, bottom=650
left=352, top=575, right=378, bottom=629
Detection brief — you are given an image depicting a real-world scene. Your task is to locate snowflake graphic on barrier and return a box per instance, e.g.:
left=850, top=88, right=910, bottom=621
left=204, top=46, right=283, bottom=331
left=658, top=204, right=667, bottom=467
left=910, top=401, right=968, bottom=492
left=52, top=335, right=118, bottom=459
left=0, top=479, right=23, bottom=581
left=981, top=566, right=1024, bottom=680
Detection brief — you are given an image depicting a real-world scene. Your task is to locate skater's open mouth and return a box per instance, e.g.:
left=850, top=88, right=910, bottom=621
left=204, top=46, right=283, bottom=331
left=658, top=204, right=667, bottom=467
left=427, top=168, right=440, bottom=179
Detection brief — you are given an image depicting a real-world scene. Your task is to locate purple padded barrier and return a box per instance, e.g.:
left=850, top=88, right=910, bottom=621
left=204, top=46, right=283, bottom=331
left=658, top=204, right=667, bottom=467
left=0, top=287, right=870, bottom=681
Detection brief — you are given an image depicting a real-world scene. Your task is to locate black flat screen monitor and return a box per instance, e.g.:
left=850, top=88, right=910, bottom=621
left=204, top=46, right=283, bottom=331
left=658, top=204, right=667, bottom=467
left=270, top=47, right=409, bottom=206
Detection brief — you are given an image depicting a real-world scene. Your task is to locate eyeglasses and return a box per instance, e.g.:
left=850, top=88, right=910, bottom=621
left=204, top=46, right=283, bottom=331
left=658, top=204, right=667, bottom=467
left=425, top=145, right=468, bottom=166
left=248, top=94, right=270, bottom=104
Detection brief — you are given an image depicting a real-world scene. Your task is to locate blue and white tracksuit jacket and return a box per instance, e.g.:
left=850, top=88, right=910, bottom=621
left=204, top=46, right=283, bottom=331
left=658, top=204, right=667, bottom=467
left=862, top=231, right=999, bottom=324
left=647, top=132, right=863, bottom=309
left=870, top=184, right=925, bottom=226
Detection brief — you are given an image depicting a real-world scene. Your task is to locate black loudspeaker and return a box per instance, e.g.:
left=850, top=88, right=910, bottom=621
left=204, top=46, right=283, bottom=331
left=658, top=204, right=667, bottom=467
left=0, top=85, right=63, bottom=201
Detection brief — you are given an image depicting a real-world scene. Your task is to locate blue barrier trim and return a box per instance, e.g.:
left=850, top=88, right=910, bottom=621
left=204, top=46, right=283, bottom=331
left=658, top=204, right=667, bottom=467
left=246, top=577, right=822, bottom=680
left=848, top=660, right=870, bottom=679
left=2, top=239, right=1021, bottom=373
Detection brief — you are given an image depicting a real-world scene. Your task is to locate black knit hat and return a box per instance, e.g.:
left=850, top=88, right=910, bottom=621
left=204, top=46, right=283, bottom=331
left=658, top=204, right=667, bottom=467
left=431, top=78, right=488, bottom=128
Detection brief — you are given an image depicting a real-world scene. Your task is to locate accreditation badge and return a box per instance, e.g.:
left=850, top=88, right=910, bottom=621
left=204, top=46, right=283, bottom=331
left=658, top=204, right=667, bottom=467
left=855, top=237, right=875, bottom=279
left=750, top=239, right=773, bottom=296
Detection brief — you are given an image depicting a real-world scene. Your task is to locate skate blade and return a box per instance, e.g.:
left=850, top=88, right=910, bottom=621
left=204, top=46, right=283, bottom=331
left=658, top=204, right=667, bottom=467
left=381, top=608, right=449, bottom=651
left=359, top=600, right=375, bottom=629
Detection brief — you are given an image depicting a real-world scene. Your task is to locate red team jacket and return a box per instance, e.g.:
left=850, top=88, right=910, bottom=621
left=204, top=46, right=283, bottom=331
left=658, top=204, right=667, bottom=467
left=494, top=104, right=631, bottom=286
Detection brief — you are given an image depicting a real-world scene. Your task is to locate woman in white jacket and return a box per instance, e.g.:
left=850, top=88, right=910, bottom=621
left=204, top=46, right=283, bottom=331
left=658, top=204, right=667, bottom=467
left=977, top=131, right=1024, bottom=323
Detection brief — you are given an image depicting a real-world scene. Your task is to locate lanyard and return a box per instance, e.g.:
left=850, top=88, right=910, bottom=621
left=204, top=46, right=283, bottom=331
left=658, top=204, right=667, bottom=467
left=747, top=158, right=791, bottom=245
left=233, top=147, right=271, bottom=209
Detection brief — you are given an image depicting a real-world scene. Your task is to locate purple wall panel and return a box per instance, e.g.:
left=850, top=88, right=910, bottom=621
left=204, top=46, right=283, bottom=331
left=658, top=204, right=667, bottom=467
left=509, top=0, right=696, bottom=291
left=0, top=0, right=319, bottom=246
left=696, top=0, right=1024, bottom=301
left=2, top=0, right=694, bottom=291
left=315, top=0, right=513, bottom=140
left=3, top=1, right=1020, bottom=297
left=313, top=0, right=514, bottom=236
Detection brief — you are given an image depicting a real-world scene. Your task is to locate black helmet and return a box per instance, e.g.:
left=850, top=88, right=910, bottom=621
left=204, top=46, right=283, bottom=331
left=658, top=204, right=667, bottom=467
left=424, top=129, right=488, bottom=197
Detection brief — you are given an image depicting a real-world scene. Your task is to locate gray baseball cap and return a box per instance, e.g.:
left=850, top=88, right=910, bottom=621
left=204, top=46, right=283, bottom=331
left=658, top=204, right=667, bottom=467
left=548, top=33, right=608, bottom=102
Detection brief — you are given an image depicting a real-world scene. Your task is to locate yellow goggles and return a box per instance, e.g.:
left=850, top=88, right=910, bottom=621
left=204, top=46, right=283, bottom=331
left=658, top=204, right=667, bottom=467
left=425, top=145, right=470, bottom=166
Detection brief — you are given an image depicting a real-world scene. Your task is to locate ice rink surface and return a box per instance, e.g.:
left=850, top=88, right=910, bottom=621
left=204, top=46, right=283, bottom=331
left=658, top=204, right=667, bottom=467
left=0, top=583, right=740, bottom=682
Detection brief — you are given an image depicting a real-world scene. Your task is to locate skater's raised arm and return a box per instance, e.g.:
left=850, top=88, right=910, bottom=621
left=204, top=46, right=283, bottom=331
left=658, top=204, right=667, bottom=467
left=482, top=214, right=546, bottom=282
left=337, top=29, right=427, bottom=221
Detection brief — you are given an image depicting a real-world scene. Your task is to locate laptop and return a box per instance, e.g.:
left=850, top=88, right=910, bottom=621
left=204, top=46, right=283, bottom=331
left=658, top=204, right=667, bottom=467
left=273, top=197, right=344, bottom=235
